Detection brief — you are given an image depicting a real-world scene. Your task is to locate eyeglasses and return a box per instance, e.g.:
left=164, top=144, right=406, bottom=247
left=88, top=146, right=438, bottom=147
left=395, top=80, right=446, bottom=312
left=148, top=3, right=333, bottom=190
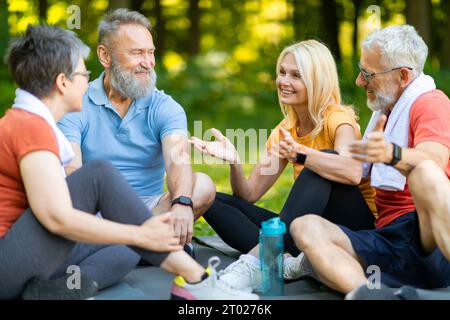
left=358, top=63, right=413, bottom=82
left=71, top=70, right=91, bottom=81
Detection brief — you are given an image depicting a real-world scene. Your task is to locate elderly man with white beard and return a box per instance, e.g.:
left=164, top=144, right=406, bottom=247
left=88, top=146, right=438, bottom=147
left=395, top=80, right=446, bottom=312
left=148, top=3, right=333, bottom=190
left=58, top=9, right=215, bottom=263
left=286, top=25, right=450, bottom=299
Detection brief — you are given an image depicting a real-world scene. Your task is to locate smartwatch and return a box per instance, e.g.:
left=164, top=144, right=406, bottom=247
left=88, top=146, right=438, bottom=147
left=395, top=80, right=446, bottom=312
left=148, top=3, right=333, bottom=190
left=295, top=152, right=307, bottom=165
left=171, top=196, right=194, bottom=209
left=385, top=143, right=402, bottom=166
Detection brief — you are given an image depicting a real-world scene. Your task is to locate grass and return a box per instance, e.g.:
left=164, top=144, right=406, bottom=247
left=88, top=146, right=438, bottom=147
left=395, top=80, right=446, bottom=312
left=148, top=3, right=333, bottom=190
left=192, top=159, right=294, bottom=236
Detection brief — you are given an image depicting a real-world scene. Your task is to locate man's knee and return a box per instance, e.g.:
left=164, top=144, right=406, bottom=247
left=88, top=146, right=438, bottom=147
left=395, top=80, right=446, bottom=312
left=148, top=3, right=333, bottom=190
left=290, top=214, right=328, bottom=251
left=410, top=160, right=445, bottom=203
left=193, top=172, right=216, bottom=214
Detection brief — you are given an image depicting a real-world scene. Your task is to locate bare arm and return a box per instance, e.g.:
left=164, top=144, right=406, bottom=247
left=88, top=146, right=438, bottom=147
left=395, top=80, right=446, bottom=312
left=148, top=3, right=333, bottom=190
left=162, top=134, right=194, bottom=199
left=350, top=115, right=449, bottom=176
left=277, top=124, right=363, bottom=185
left=190, top=128, right=287, bottom=203
left=162, top=134, right=195, bottom=245
left=303, top=124, right=363, bottom=185
left=64, top=142, right=82, bottom=176
left=230, top=150, right=288, bottom=203
left=390, top=142, right=449, bottom=176
left=20, top=151, right=181, bottom=252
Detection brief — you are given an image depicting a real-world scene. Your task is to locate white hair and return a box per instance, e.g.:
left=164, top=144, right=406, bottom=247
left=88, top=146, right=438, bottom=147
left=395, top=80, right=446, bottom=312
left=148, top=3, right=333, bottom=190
left=362, top=25, right=428, bottom=76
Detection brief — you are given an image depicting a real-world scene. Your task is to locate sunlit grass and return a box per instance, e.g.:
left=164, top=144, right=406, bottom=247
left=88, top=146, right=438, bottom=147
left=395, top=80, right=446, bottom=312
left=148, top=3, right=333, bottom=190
left=192, top=161, right=294, bottom=236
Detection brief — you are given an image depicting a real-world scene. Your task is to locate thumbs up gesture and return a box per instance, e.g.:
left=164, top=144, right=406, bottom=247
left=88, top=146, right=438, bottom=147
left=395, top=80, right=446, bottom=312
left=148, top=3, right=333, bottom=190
left=349, top=115, right=394, bottom=163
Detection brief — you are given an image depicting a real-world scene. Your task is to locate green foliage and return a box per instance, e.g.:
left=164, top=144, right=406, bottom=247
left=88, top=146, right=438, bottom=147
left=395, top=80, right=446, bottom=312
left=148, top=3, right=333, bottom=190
left=157, top=47, right=282, bottom=134
left=192, top=162, right=294, bottom=236
left=1, top=0, right=450, bottom=237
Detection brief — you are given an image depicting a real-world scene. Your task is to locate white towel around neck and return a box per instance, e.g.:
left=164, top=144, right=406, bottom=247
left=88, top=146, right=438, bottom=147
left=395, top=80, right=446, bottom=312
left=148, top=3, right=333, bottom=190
left=362, top=73, right=436, bottom=191
left=12, top=88, right=74, bottom=175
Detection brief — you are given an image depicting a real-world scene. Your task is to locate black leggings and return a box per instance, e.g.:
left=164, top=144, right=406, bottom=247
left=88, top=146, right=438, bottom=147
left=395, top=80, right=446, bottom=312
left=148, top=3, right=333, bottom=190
left=203, top=150, right=375, bottom=256
left=0, top=160, right=169, bottom=299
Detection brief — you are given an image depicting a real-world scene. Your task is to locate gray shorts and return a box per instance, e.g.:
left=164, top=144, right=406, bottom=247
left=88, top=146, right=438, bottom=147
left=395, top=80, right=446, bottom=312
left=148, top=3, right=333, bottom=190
left=96, top=193, right=165, bottom=218
left=141, top=193, right=165, bottom=210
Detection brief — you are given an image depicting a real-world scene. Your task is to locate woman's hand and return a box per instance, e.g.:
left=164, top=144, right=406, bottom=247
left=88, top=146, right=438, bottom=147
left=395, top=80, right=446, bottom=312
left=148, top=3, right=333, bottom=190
left=137, top=212, right=183, bottom=252
left=189, top=128, right=240, bottom=163
left=275, top=128, right=306, bottom=162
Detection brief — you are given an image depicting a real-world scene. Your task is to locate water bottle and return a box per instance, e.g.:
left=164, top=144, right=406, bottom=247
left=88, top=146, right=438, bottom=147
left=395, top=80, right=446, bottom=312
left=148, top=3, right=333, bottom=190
left=259, top=217, right=286, bottom=296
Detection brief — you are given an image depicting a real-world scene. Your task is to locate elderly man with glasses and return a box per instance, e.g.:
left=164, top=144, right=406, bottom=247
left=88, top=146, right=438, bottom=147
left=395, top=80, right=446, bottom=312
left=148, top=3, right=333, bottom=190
left=58, top=9, right=216, bottom=261
left=286, top=25, right=450, bottom=299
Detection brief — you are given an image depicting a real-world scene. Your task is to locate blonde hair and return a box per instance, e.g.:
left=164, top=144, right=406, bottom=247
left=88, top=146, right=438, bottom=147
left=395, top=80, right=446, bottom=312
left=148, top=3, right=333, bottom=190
left=276, top=40, right=356, bottom=137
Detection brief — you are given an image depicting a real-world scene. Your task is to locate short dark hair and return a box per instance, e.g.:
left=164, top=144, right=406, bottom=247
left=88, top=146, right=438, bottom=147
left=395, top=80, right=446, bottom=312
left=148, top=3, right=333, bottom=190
left=5, top=24, right=90, bottom=98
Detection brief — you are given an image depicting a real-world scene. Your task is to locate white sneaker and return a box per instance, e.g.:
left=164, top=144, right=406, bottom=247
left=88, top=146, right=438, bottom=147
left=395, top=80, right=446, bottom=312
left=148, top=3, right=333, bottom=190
left=171, top=256, right=259, bottom=300
left=283, top=252, right=318, bottom=281
left=218, top=254, right=262, bottom=292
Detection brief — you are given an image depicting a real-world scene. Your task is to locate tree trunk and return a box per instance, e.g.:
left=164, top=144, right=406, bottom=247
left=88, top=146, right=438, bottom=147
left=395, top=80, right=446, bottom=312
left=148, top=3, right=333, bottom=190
left=292, top=0, right=302, bottom=39
left=0, top=0, right=9, bottom=61
left=442, top=0, right=450, bottom=69
left=153, top=0, right=166, bottom=56
left=352, top=0, right=362, bottom=59
left=131, top=0, right=146, bottom=12
left=319, top=0, right=341, bottom=60
left=38, top=0, right=48, bottom=22
left=187, top=0, right=201, bottom=56
left=405, top=0, right=431, bottom=48
left=108, top=0, right=132, bottom=11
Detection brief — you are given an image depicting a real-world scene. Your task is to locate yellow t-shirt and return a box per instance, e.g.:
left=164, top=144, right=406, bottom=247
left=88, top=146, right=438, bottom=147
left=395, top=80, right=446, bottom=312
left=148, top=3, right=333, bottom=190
left=266, top=105, right=377, bottom=218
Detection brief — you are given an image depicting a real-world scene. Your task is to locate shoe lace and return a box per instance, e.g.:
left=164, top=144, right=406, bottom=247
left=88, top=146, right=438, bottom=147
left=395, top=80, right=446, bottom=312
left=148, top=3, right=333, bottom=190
left=299, top=253, right=315, bottom=276
left=283, top=257, right=297, bottom=278
left=284, top=252, right=316, bottom=279
left=218, top=256, right=258, bottom=290
left=215, top=279, right=245, bottom=293
left=206, top=256, right=243, bottom=292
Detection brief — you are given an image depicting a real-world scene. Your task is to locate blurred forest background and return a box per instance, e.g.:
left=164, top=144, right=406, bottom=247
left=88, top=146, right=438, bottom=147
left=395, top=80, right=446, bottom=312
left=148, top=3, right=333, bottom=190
left=1, top=0, right=449, bottom=234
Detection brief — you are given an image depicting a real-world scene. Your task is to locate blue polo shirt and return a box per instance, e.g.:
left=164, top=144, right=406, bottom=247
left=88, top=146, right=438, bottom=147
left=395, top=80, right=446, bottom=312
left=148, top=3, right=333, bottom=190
left=58, top=73, right=187, bottom=196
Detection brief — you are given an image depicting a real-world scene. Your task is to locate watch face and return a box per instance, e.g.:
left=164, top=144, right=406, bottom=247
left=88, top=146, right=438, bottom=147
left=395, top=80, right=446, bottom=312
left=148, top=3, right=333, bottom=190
left=172, top=196, right=193, bottom=208
left=179, top=196, right=190, bottom=205
left=295, top=152, right=307, bottom=165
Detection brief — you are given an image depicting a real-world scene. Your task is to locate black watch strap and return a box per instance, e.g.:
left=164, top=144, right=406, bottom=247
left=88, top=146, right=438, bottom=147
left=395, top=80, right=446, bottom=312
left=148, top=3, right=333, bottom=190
left=171, top=196, right=193, bottom=209
left=295, top=152, right=307, bottom=165
left=385, top=143, right=402, bottom=166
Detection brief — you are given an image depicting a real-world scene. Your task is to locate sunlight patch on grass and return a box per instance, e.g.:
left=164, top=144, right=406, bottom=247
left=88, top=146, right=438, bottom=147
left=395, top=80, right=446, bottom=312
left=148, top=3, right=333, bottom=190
left=192, top=162, right=294, bottom=236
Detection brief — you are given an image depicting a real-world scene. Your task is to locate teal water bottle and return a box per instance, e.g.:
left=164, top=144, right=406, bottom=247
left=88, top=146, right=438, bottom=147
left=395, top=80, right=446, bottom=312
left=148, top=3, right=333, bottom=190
left=259, top=217, right=286, bottom=296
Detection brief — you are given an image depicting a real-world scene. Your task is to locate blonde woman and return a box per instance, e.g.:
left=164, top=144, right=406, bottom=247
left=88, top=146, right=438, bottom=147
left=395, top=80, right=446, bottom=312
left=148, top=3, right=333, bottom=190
left=190, top=40, right=377, bottom=292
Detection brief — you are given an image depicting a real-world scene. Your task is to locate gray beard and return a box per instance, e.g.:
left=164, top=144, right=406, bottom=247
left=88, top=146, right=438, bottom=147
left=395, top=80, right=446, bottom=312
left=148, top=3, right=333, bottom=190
left=367, top=91, right=396, bottom=112
left=110, top=59, right=157, bottom=99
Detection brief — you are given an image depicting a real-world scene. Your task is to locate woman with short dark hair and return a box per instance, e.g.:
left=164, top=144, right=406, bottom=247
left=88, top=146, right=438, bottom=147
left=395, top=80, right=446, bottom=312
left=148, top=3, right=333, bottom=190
left=0, top=25, right=257, bottom=300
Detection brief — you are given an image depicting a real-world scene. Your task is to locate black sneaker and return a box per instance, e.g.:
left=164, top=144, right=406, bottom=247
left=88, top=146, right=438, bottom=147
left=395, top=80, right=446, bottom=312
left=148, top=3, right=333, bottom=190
left=345, top=283, right=419, bottom=300
left=21, top=273, right=98, bottom=300
left=184, top=243, right=196, bottom=259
